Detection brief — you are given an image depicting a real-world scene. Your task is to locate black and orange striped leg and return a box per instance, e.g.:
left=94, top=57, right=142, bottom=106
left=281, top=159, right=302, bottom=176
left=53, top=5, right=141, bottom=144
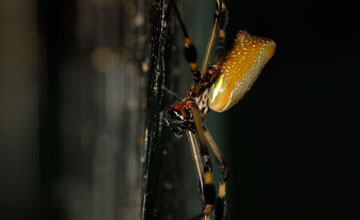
left=203, top=126, right=229, bottom=220
left=188, top=104, right=217, bottom=220
left=213, top=1, right=229, bottom=61
left=170, top=0, right=200, bottom=80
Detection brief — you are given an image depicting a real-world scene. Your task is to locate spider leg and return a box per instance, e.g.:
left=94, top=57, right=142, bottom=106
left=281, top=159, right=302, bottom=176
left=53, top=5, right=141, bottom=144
left=197, top=0, right=224, bottom=83
left=213, top=1, right=228, bottom=62
left=171, top=0, right=224, bottom=94
left=186, top=130, right=205, bottom=201
left=170, top=0, right=200, bottom=80
left=188, top=104, right=217, bottom=219
left=203, top=126, right=228, bottom=220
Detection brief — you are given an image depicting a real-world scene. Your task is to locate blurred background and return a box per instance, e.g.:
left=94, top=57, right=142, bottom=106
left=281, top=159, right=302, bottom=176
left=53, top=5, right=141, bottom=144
left=0, top=0, right=359, bottom=220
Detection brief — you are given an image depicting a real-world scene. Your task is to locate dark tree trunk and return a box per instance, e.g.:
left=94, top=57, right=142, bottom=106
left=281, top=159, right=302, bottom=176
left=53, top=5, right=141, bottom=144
left=0, top=0, right=211, bottom=219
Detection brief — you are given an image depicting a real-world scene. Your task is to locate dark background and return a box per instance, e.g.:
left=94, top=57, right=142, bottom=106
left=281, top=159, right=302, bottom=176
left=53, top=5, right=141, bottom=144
left=0, top=0, right=359, bottom=220
left=209, top=0, right=360, bottom=219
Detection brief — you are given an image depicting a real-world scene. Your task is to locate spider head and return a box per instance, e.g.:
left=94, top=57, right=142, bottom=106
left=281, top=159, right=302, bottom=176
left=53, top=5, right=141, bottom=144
left=163, top=104, right=195, bottom=136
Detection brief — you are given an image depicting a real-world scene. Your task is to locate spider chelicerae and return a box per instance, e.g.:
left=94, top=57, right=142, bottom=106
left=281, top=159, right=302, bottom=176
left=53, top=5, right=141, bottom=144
left=164, top=1, right=276, bottom=219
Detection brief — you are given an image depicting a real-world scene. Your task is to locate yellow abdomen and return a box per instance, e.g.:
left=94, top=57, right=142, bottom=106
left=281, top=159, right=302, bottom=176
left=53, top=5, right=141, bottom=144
left=208, top=30, right=276, bottom=112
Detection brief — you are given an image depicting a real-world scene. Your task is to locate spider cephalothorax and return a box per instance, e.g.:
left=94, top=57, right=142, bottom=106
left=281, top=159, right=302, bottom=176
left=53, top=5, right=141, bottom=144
left=164, top=73, right=216, bottom=136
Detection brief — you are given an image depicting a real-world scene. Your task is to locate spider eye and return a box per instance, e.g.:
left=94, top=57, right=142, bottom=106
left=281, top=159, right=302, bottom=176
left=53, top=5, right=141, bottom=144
left=164, top=109, right=182, bottom=127
left=170, top=109, right=183, bottom=121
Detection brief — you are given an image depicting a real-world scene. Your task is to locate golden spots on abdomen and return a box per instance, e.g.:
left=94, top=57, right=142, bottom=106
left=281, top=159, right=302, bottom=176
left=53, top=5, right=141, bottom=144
left=209, top=30, right=276, bottom=112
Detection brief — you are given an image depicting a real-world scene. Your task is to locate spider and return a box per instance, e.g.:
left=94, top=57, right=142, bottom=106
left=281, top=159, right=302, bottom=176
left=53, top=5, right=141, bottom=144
left=164, top=0, right=276, bottom=219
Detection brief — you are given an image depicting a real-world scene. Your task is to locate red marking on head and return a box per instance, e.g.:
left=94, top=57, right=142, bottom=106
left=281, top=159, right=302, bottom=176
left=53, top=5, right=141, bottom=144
left=171, top=104, right=184, bottom=111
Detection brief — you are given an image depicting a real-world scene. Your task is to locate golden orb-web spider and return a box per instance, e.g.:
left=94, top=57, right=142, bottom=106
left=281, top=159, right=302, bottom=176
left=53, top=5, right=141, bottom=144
left=164, top=0, right=276, bottom=219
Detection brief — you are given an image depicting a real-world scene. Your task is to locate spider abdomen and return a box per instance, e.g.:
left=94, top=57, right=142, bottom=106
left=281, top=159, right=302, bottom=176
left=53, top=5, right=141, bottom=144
left=208, top=30, right=276, bottom=112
